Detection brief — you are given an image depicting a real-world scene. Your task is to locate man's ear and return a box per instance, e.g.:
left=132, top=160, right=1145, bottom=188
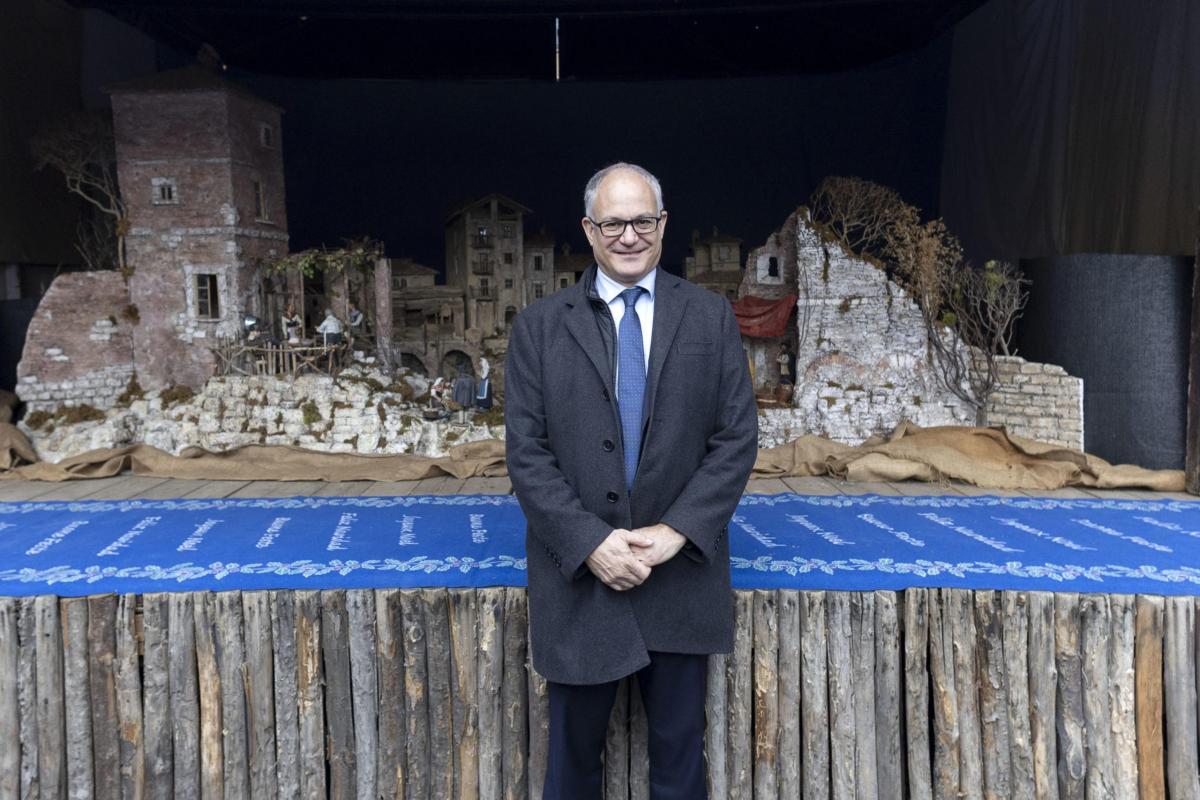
left=580, top=217, right=594, bottom=246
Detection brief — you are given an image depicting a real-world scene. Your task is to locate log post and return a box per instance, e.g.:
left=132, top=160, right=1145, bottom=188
left=1000, top=592, right=1034, bottom=800
left=192, top=591, right=225, bottom=800
left=62, top=596, right=94, bottom=800
left=1027, top=592, right=1058, bottom=800
left=799, top=590, right=830, bottom=800
left=87, top=595, right=122, bottom=800
left=0, top=598, right=18, bottom=800
left=826, top=591, right=856, bottom=800
left=1163, top=596, right=1200, bottom=798
left=1135, top=596, right=1165, bottom=800
left=1054, top=594, right=1085, bottom=800
left=348, top=589, right=379, bottom=800
left=778, top=591, right=802, bottom=800
left=376, top=589, right=407, bottom=800
left=168, top=593, right=199, bottom=800
left=753, top=589, right=780, bottom=799
left=903, top=589, right=932, bottom=800
left=271, top=590, right=301, bottom=799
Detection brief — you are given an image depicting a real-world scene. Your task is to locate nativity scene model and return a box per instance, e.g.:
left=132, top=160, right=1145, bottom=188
left=13, top=60, right=1088, bottom=479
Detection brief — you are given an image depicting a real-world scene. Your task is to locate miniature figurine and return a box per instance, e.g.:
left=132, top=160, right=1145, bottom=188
left=347, top=302, right=365, bottom=331
left=316, top=308, right=344, bottom=345
left=452, top=369, right=476, bottom=423
left=777, top=341, right=795, bottom=385
left=281, top=303, right=302, bottom=344
left=475, top=356, right=493, bottom=410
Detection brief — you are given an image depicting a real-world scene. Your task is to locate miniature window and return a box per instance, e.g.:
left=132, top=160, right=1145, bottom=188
left=479, top=277, right=491, bottom=297
left=504, top=278, right=514, bottom=289
left=502, top=224, right=514, bottom=238
left=259, top=124, right=275, bottom=148
left=195, top=274, right=220, bottom=320
left=152, top=178, right=178, bottom=205
left=533, top=282, right=544, bottom=299
left=719, top=246, right=729, bottom=260
left=478, top=226, right=489, bottom=237
left=253, top=180, right=268, bottom=220
left=560, top=277, right=569, bottom=288
left=768, top=257, right=779, bottom=277
left=533, top=255, right=544, bottom=271
left=504, top=252, right=514, bottom=265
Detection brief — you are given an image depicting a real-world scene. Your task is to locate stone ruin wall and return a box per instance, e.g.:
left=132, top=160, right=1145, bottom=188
left=982, top=356, right=1083, bottom=451
left=748, top=210, right=1084, bottom=451
left=15, top=271, right=136, bottom=413
left=19, top=365, right=502, bottom=464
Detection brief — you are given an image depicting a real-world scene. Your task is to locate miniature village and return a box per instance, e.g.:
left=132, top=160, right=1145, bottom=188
left=14, top=63, right=1083, bottom=464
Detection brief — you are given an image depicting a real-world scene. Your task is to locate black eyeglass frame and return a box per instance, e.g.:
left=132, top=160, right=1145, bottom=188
left=586, top=213, right=666, bottom=238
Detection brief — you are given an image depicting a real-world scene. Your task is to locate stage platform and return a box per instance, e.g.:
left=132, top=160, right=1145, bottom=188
left=1, top=475, right=1199, bottom=799
left=1, top=472, right=1195, bottom=504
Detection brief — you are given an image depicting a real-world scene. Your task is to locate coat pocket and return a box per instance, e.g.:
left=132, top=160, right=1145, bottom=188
left=677, top=340, right=715, bottom=355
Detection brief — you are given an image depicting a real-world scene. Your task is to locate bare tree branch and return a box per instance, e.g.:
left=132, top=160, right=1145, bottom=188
left=31, top=111, right=128, bottom=272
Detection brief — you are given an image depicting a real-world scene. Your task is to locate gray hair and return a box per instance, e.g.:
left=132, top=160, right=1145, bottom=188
left=583, top=162, right=664, bottom=218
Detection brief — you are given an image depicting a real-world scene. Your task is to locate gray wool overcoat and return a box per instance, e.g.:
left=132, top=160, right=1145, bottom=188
left=504, top=264, right=758, bottom=685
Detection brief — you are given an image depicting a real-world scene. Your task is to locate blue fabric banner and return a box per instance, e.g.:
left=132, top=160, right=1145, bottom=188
left=1, top=494, right=1199, bottom=596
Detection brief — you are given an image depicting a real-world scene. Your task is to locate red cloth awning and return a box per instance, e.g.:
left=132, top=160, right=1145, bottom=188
left=733, top=294, right=797, bottom=338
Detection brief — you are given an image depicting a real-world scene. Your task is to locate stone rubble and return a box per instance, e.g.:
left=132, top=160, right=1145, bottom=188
left=20, top=364, right=504, bottom=464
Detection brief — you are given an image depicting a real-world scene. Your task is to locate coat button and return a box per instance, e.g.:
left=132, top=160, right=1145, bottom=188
left=602, top=388, right=610, bottom=401
left=606, top=491, right=619, bottom=503
left=602, top=440, right=614, bottom=452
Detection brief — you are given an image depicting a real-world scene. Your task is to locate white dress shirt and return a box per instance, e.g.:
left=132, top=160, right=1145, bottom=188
left=594, top=267, right=656, bottom=391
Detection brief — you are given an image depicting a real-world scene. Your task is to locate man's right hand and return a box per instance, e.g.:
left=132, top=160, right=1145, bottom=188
left=586, top=529, right=654, bottom=591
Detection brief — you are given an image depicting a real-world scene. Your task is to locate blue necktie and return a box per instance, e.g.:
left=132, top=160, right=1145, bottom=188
left=617, top=287, right=647, bottom=490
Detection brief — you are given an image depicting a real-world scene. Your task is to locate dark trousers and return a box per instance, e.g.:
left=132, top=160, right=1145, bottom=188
left=544, top=651, right=708, bottom=800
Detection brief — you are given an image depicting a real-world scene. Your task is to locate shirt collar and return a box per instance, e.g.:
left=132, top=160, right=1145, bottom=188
left=594, top=266, right=657, bottom=306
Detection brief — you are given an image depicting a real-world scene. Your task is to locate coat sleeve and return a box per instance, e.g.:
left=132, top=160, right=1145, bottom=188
left=659, top=298, right=758, bottom=562
left=504, top=311, right=614, bottom=580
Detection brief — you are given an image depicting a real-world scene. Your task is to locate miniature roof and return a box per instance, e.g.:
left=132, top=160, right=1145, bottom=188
left=391, top=258, right=439, bottom=276
left=445, top=193, right=533, bottom=222
left=104, top=64, right=282, bottom=111
left=700, top=234, right=743, bottom=245
left=555, top=252, right=592, bottom=273
left=524, top=231, right=556, bottom=247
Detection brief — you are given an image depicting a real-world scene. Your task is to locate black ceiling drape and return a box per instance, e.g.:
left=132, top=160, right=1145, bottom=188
left=940, top=0, right=1200, bottom=260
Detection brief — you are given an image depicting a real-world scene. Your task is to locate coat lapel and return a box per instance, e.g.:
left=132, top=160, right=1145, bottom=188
left=562, top=281, right=613, bottom=391
left=641, top=269, right=688, bottom=429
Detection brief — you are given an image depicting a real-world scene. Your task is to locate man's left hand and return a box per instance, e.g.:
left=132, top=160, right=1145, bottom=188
left=628, top=523, right=688, bottom=567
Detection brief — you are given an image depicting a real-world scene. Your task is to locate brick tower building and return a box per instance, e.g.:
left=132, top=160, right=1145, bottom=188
left=109, top=64, right=288, bottom=388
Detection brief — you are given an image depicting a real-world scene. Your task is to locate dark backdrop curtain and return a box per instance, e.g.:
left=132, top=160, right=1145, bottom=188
left=940, top=0, right=1200, bottom=259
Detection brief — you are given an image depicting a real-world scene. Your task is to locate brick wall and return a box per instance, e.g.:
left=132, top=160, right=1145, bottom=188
left=15, top=271, right=135, bottom=411
left=111, top=83, right=288, bottom=390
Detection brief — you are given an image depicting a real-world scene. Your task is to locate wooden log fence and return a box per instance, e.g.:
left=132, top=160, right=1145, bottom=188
left=0, top=587, right=1197, bottom=799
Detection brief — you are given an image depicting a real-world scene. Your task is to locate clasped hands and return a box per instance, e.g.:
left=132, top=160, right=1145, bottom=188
left=585, top=523, right=687, bottom=591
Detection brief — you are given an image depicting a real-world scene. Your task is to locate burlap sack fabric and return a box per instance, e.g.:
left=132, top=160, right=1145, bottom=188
left=0, top=421, right=1185, bottom=492
left=752, top=421, right=1185, bottom=492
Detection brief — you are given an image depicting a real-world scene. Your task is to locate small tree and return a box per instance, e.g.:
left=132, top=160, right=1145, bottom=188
left=809, top=175, right=919, bottom=263
left=889, top=220, right=1029, bottom=425
left=947, top=260, right=1030, bottom=359
left=31, top=111, right=128, bottom=273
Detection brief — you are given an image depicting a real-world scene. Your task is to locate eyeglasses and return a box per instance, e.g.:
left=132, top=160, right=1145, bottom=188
left=587, top=214, right=664, bottom=238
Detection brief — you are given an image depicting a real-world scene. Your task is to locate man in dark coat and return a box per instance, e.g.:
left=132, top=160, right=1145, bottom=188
left=504, top=162, right=758, bottom=799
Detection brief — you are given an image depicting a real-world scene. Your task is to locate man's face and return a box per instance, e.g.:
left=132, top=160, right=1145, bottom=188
left=582, top=170, right=667, bottom=286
